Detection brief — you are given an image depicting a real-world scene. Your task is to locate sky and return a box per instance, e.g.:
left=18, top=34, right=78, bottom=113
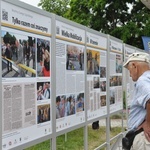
left=19, top=0, right=41, bottom=8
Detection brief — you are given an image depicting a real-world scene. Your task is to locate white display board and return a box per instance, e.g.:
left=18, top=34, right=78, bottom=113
left=0, top=0, right=142, bottom=150
left=1, top=1, right=52, bottom=149
left=55, top=19, right=85, bottom=132
left=86, top=30, right=107, bottom=120
left=109, top=38, right=123, bottom=113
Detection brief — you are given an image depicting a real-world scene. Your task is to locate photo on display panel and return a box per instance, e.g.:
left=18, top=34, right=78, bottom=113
left=37, top=104, right=50, bottom=124
left=110, top=88, right=115, bottom=105
left=37, top=82, right=50, bottom=100
left=37, top=38, right=50, bottom=77
left=56, top=94, right=76, bottom=119
left=93, top=77, right=100, bottom=89
left=66, top=45, right=84, bottom=71
left=100, top=81, right=106, bottom=92
left=110, top=76, right=122, bottom=87
left=76, top=93, right=84, bottom=112
left=116, top=54, right=122, bottom=73
left=87, top=50, right=100, bottom=75
left=1, top=30, right=36, bottom=77
left=100, top=67, right=106, bottom=78
left=100, top=95, right=106, bottom=107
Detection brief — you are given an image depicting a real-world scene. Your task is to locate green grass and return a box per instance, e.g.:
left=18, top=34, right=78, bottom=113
left=25, top=126, right=122, bottom=150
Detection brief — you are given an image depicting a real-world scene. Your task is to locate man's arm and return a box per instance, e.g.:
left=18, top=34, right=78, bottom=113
left=141, top=99, right=150, bottom=142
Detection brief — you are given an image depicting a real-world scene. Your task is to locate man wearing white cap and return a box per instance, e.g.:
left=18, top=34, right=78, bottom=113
left=123, top=52, right=150, bottom=150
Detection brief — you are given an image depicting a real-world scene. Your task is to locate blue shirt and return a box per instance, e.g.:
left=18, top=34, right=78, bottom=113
left=128, top=70, right=150, bottom=130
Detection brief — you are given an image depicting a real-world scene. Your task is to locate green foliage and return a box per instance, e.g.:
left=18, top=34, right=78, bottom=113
left=38, top=0, right=70, bottom=16
left=38, top=0, right=150, bottom=49
left=3, top=32, right=16, bottom=45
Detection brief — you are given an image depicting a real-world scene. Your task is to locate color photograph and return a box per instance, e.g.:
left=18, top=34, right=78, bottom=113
left=37, top=38, right=50, bottom=77
left=87, top=50, right=100, bottom=75
left=66, top=45, right=84, bottom=71
left=37, top=104, right=50, bottom=124
left=1, top=30, right=36, bottom=77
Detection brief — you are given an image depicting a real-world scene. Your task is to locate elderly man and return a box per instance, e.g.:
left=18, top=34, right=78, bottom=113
left=123, top=52, right=150, bottom=150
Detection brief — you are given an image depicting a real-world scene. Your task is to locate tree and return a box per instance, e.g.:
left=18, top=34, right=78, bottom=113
left=67, top=0, right=150, bottom=49
left=38, top=0, right=150, bottom=49
left=38, top=0, right=70, bottom=16
left=3, top=32, right=16, bottom=45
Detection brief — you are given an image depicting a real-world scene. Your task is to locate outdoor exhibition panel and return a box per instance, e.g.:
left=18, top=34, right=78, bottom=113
left=109, top=36, right=123, bottom=114
left=86, top=28, right=107, bottom=121
left=0, top=0, right=140, bottom=150
left=1, top=0, right=52, bottom=149
left=136, top=47, right=148, bottom=53
left=55, top=16, right=86, bottom=133
left=123, top=44, right=136, bottom=107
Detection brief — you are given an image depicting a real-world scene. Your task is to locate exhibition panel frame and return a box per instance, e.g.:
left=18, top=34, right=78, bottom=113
left=86, top=27, right=108, bottom=123
left=0, top=0, right=144, bottom=150
left=55, top=15, right=87, bottom=135
left=1, top=0, right=53, bottom=149
left=109, top=36, right=123, bottom=115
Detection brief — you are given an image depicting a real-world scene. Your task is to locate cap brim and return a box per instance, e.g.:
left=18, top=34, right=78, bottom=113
left=123, top=60, right=129, bottom=68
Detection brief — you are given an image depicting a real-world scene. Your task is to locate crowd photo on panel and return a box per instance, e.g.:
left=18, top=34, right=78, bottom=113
left=66, top=45, right=84, bottom=71
left=56, top=93, right=84, bottom=119
left=1, top=31, right=36, bottom=77
left=1, top=31, right=51, bottom=78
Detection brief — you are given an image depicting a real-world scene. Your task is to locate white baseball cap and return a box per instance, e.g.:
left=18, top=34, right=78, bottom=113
left=123, top=52, right=150, bottom=68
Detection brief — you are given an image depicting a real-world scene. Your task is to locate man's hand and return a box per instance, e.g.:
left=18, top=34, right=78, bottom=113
left=139, top=121, right=150, bottom=142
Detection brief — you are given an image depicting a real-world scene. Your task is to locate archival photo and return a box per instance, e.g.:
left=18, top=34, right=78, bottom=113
left=76, top=93, right=84, bottom=112
left=37, top=104, right=50, bottom=124
left=1, top=30, right=36, bottom=77
left=87, top=50, right=100, bottom=75
left=66, top=45, right=84, bottom=71
left=56, top=94, right=76, bottom=119
left=37, top=82, right=50, bottom=100
left=37, top=38, right=50, bottom=77
left=93, top=77, right=100, bottom=89
left=116, top=54, right=122, bottom=73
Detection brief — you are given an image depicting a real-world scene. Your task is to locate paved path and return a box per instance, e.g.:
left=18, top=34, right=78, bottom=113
left=99, top=119, right=127, bottom=128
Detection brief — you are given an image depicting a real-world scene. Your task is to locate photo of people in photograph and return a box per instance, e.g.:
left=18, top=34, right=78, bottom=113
left=100, top=81, right=106, bottom=92
left=110, top=88, right=115, bottom=105
left=56, top=94, right=76, bottom=119
left=66, top=94, right=76, bottom=116
left=110, top=76, right=122, bottom=87
left=76, top=93, right=84, bottom=112
left=1, top=30, right=36, bottom=77
left=37, top=82, right=50, bottom=100
left=66, top=45, right=84, bottom=71
left=100, top=95, right=106, bottom=106
left=116, top=54, right=122, bottom=73
left=87, top=50, right=100, bottom=75
left=37, top=104, right=50, bottom=124
left=100, top=67, right=106, bottom=78
left=93, top=77, right=100, bottom=89
left=37, top=38, right=50, bottom=77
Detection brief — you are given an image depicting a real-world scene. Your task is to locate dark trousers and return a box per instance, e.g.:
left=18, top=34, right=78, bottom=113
left=7, top=60, right=12, bottom=72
